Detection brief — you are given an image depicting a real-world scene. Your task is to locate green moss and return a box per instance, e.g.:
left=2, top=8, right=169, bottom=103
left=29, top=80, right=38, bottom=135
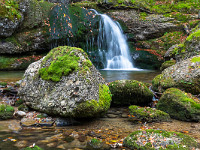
left=186, top=30, right=200, bottom=41
left=128, top=105, right=170, bottom=123
left=109, top=80, right=153, bottom=106
left=0, top=104, right=14, bottom=120
left=15, top=99, right=23, bottom=106
left=5, top=36, right=21, bottom=46
left=23, top=145, right=44, bottom=150
left=72, top=84, right=112, bottom=118
left=18, top=104, right=29, bottom=112
left=191, top=56, right=200, bottom=63
left=0, top=0, right=21, bottom=20
left=39, top=46, right=82, bottom=82
left=0, top=82, right=7, bottom=87
left=123, top=129, right=198, bottom=150
left=160, top=60, right=176, bottom=71
left=157, top=88, right=200, bottom=121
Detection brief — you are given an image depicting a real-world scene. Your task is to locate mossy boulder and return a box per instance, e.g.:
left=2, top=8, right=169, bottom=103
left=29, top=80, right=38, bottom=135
left=108, top=80, right=153, bottom=106
left=157, top=88, right=200, bottom=122
left=0, top=104, right=14, bottom=120
left=123, top=129, right=198, bottom=150
left=18, top=46, right=111, bottom=118
left=160, top=60, right=176, bottom=71
left=152, top=55, right=200, bottom=95
left=128, top=105, right=170, bottom=123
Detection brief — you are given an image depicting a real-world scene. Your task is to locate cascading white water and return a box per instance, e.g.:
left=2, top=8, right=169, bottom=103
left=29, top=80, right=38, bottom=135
left=94, top=10, right=139, bottom=70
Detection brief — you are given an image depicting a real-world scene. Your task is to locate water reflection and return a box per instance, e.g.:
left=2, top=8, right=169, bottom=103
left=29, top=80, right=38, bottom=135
left=0, top=71, right=24, bottom=82
left=99, top=70, right=161, bottom=83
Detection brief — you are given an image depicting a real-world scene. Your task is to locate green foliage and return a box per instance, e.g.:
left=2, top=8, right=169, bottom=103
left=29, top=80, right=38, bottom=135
left=72, top=84, right=112, bottom=118
left=123, top=129, right=198, bottom=150
left=0, top=0, right=21, bottom=20
left=157, top=88, right=200, bottom=121
left=108, top=80, right=153, bottom=106
left=128, top=105, right=170, bottom=123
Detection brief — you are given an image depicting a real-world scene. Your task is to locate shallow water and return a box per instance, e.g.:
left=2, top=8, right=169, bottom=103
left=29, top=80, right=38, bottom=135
left=0, top=71, right=24, bottom=82
left=0, top=70, right=160, bottom=83
left=100, top=70, right=161, bottom=83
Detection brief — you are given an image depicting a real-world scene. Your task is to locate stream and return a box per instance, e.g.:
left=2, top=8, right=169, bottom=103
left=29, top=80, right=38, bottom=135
left=0, top=70, right=200, bottom=150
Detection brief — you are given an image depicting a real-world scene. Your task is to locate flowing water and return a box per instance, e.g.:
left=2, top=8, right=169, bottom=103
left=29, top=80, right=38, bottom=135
left=94, top=10, right=138, bottom=70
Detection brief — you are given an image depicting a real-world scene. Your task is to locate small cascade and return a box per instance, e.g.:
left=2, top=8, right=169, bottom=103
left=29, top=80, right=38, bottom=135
left=93, top=10, right=139, bottom=70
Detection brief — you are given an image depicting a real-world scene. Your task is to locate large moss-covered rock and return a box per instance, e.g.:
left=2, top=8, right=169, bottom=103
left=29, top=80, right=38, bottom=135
left=0, top=104, right=14, bottom=120
left=108, top=80, right=153, bottom=106
left=128, top=105, right=170, bottom=123
left=18, top=46, right=111, bottom=118
left=152, top=55, right=200, bottom=94
left=166, top=24, right=200, bottom=62
left=123, top=129, right=198, bottom=150
left=157, top=88, right=200, bottom=122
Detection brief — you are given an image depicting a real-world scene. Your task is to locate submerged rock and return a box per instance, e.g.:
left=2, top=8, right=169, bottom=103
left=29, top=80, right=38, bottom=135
left=157, top=88, right=200, bottom=122
left=123, top=129, right=198, bottom=150
left=108, top=80, right=153, bottom=106
left=152, top=55, right=200, bottom=94
left=18, top=46, right=112, bottom=118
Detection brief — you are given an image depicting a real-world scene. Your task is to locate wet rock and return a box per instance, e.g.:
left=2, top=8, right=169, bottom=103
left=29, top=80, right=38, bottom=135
left=123, top=129, right=198, bottom=150
left=14, top=140, right=28, bottom=148
left=106, top=114, right=118, bottom=118
left=152, top=55, right=200, bottom=94
left=15, top=111, right=26, bottom=118
left=108, top=80, right=153, bottom=106
left=78, top=134, right=87, bottom=142
left=8, top=120, right=22, bottom=132
left=157, top=88, right=200, bottom=122
left=128, top=105, right=171, bottom=123
left=19, top=46, right=112, bottom=118
left=55, top=118, right=78, bottom=126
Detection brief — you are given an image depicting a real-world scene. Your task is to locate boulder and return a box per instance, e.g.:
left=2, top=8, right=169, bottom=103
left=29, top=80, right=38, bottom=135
left=123, top=129, right=198, bottom=150
left=152, top=55, right=200, bottom=94
left=108, top=80, right=153, bottom=106
left=128, top=105, right=170, bottom=123
left=157, top=88, right=200, bottom=122
left=18, top=46, right=112, bottom=118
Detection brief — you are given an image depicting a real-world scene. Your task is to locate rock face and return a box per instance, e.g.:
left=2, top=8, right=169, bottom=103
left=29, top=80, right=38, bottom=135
left=165, top=25, right=200, bottom=62
left=0, top=16, right=23, bottom=37
left=108, top=80, right=153, bottom=106
left=110, top=11, right=179, bottom=40
left=18, top=46, right=112, bottom=118
left=157, top=88, right=200, bottom=122
left=152, top=55, right=200, bottom=94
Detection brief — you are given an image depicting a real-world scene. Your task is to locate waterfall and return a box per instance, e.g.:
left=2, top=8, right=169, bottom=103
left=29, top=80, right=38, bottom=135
left=93, top=10, right=139, bottom=70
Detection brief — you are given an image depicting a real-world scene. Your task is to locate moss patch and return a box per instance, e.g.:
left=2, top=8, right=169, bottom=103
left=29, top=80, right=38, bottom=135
left=0, top=104, right=14, bottom=120
left=72, top=84, right=112, bottom=118
left=186, top=29, right=200, bottom=41
left=160, top=60, right=176, bottom=71
left=191, top=56, right=200, bottom=63
left=157, top=88, right=200, bottom=122
left=0, top=0, right=21, bottom=20
left=108, top=80, right=153, bottom=106
left=39, top=46, right=93, bottom=82
left=128, top=105, right=170, bottom=123
left=72, top=85, right=111, bottom=118
left=123, top=129, right=198, bottom=150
